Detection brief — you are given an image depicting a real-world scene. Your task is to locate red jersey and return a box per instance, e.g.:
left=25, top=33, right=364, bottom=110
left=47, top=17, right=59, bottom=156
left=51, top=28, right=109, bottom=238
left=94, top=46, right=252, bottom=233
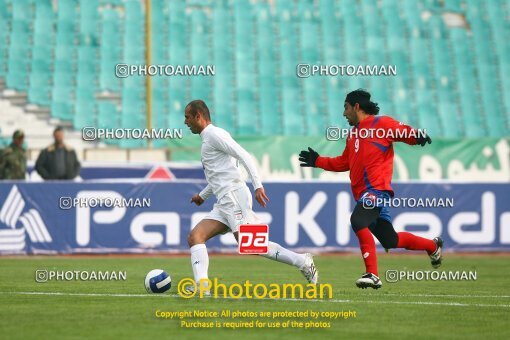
left=316, top=115, right=419, bottom=200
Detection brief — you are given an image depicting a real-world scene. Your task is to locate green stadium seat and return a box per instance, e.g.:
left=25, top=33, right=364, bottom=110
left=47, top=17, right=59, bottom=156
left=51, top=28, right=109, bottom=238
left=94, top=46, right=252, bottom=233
left=212, top=4, right=235, bottom=131
left=32, top=44, right=53, bottom=61
left=437, top=103, right=462, bottom=138
left=120, top=110, right=147, bottom=148
left=77, top=46, right=96, bottom=62
left=76, top=72, right=96, bottom=89
left=6, top=59, right=29, bottom=91
left=190, top=10, right=211, bottom=104
left=31, top=59, right=52, bottom=74
left=122, top=87, right=144, bottom=111
left=213, top=79, right=235, bottom=132
left=400, top=1, right=424, bottom=29
left=258, top=85, right=281, bottom=135
left=0, top=51, right=7, bottom=76
left=28, top=87, right=51, bottom=107
left=152, top=89, right=168, bottom=131
left=8, top=44, right=30, bottom=61
left=34, top=14, right=54, bottom=33
left=52, top=85, right=73, bottom=100
left=343, top=16, right=365, bottom=63
left=29, top=71, right=50, bottom=87
left=77, top=61, right=95, bottom=77
left=58, top=0, right=77, bottom=22
left=99, top=0, right=123, bottom=6
left=443, top=0, right=462, bottom=11
left=320, top=0, right=341, bottom=63
left=299, top=3, right=320, bottom=63
left=281, top=86, right=303, bottom=135
left=124, top=45, right=144, bottom=63
left=278, top=11, right=299, bottom=76
left=54, top=72, right=75, bottom=88
left=236, top=88, right=257, bottom=135
left=74, top=101, right=96, bottom=128
left=415, top=90, right=442, bottom=136
left=99, top=64, right=119, bottom=91
left=151, top=0, right=166, bottom=58
left=392, top=91, right=415, bottom=127
left=459, top=92, right=486, bottom=137
left=79, top=0, right=98, bottom=35
left=0, top=0, right=10, bottom=20
left=12, top=0, right=32, bottom=21
left=477, top=64, right=506, bottom=137
left=76, top=87, right=95, bottom=103
left=168, top=1, right=187, bottom=64
left=97, top=102, right=120, bottom=131
left=52, top=101, right=74, bottom=121
left=56, top=20, right=75, bottom=45
left=167, top=96, right=187, bottom=131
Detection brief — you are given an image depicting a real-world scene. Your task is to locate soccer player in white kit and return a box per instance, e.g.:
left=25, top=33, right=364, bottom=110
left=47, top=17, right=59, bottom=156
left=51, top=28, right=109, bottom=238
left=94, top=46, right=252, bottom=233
left=184, top=100, right=319, bottom=289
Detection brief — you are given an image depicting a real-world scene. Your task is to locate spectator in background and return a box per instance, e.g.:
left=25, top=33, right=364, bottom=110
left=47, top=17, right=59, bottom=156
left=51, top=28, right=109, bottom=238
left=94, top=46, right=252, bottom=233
left=0, top=130, right=27, bottom=180
left=36, top=127, right=81, bottom=180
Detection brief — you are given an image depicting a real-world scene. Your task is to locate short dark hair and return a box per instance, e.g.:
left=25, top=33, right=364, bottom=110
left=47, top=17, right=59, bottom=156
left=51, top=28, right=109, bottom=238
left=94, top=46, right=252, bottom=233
left=185, top=100, right=211, bottom=121
left=12, top=130, right=24, bottom=139
left=54, top=126, right=64, bottom=134
left=345, top=89, right=380, bottom=115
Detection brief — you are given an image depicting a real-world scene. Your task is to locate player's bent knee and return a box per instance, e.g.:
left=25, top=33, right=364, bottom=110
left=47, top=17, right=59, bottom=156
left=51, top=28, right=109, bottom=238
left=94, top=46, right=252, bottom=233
left=379, top=236, right=398, bottom=249
left=373, top=219, right=399, bottom=249
left=186, top=232, right=195, bottom=247
left=187, top=230, right=204, bottom=247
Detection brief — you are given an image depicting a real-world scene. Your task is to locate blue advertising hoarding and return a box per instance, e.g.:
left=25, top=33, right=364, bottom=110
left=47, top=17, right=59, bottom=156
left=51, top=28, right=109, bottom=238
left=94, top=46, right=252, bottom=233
left=0, top=181, right=508, bottom=254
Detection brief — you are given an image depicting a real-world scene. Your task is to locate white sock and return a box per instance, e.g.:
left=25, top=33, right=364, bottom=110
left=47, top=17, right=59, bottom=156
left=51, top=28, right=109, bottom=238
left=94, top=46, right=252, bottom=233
left=259, top=241, right=306, bottom=268
left=190, top=244, right=209, bottom=286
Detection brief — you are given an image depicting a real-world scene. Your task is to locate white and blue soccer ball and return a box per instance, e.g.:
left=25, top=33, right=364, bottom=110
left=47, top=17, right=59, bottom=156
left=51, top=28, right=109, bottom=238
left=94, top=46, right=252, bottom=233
left=144, top=269, right=171, bottom=293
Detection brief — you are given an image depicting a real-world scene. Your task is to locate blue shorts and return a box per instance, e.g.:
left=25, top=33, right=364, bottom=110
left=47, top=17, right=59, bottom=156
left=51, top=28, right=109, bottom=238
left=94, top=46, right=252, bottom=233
left=357, top=189, right=392, bottom=224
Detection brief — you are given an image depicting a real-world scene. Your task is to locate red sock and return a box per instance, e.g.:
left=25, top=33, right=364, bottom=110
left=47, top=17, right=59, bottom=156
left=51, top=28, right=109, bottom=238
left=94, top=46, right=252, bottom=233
left=397, top=232, right=436, bottom=254
left=355, top=228, right=378, bottom=276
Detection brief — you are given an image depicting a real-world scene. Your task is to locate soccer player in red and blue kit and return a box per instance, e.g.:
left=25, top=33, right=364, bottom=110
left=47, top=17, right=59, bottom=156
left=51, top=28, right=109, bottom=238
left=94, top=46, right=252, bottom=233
left=299, top=89, right=443, bottom=289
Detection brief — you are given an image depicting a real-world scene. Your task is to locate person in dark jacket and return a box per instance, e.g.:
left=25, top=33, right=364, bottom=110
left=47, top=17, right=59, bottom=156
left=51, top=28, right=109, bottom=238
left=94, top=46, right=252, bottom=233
left=36, top=127, right=81, bottom=180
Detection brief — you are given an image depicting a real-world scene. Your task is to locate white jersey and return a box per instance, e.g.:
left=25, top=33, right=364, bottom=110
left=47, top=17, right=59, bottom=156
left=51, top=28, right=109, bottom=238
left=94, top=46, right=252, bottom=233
left=198, top=124, right=262, bottom=201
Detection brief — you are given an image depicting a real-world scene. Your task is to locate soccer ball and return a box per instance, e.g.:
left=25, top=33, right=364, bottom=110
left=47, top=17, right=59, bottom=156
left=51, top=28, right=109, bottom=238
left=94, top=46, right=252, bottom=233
left=144, top=269, right=171, bottom=293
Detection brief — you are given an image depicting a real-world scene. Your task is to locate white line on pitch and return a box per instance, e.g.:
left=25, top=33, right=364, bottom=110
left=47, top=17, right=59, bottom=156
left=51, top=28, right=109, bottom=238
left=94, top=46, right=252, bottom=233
left=370, top=293, right=510, bottom=299
left=2, top=291, right=510, bottom=308
left=2, top=291, right=157, bottom=298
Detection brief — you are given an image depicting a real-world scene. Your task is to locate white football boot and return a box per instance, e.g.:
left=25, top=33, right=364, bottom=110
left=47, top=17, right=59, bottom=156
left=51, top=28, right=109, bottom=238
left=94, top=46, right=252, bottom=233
left=299, top=253, right=319, bottom=284
left=355, top=273, right=382, bottom=289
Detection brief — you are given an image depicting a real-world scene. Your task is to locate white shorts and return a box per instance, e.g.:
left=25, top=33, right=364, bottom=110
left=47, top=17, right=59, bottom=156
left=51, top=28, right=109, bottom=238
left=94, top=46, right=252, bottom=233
left=204, top=186, right=260, bottom=233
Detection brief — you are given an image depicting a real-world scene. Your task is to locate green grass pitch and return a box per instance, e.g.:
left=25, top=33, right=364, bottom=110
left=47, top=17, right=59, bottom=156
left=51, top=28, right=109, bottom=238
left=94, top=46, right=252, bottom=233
left=1, top=254, right=509, bottom=339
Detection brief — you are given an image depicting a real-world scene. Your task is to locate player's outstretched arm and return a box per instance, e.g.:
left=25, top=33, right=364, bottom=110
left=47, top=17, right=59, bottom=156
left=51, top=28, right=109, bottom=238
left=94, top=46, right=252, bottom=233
left=381, top=116, right=432, bottom=146
left=255, top=187, right=269, bottom=208
left=300, top=146, right=349, bottom=172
